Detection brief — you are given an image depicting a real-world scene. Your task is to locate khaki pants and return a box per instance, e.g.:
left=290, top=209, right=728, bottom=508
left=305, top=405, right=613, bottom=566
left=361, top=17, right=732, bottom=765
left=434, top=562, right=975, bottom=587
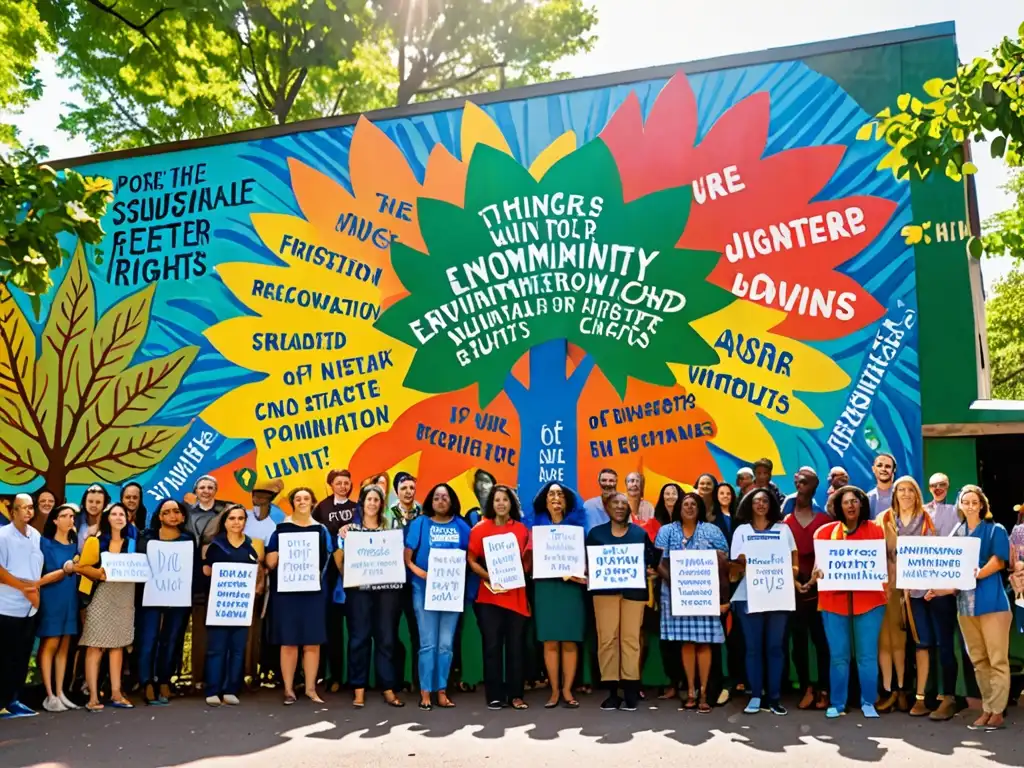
left=958, top=611, right=1012, bottom=714
left=593, top=594, right=645, bottom=682
left=878, top=589, right=907, bottom=655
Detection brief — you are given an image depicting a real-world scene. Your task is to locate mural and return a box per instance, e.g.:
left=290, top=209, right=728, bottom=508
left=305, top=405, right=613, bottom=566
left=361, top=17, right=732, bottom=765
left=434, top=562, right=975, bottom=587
left=0, top=56, right=924, bottom=514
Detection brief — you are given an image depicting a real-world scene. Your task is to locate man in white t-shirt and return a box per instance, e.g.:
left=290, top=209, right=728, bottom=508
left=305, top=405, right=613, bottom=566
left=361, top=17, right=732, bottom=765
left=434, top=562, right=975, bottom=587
left=0, top=494, right=45, bottom=719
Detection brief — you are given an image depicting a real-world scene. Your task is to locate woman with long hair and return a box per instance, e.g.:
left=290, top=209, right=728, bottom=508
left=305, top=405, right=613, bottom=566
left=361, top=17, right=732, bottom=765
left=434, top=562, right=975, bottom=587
left=76, top=485, right=110, bottom=554
left=36, top=503, right=79, bottom=712
left=696, top=474, right=731, bottom=543
left=531, top=482, right=587, bottom=709
left=75, top=503, right=139, bottom=712
left=654, top=491, right=729, bottom=713
left=137, top=499, right=195, bottom=706
left=404, top=483, right=472, bottom=710
left=953, top=485, right=1011, bottom=731
left=265, top=487, right=330, bottom=705
left=119, top=482, right=148, bottom=532
left=468, top=484, right=531, bottom=710
left=338, top=484, right=405, bottom=709
left=653, top=483, right=684, bottom=701
left=31, top=487, right=58, bottom=534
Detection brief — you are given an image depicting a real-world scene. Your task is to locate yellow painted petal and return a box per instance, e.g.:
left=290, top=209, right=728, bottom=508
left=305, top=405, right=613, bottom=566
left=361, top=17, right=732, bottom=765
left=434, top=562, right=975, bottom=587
left=530, top=132, right=577, bottom=179
left=460, top=102, right=512, bottom=163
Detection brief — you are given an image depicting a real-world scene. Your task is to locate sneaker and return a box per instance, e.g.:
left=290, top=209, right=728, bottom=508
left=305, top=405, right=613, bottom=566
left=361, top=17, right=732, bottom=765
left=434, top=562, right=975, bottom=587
left=825, top=706, right=845, bottom=719
left=744, top=697, right=761, bottom=714
left=487, top=701, right=503, bottom=711
left=861, top=704, right=880, bottom=718
left=770, top=703, right=788, bottom=716
left=600, top=695, right=622, bottom=711
left=222, top=695, right=240, bottom=706
left=205, top=695, right=222, bottom=707
left=7, top=701, right=37, bottom=718
left=58, top=693, right=80, bottom=710
left=43, top=696, right=67, bottom=713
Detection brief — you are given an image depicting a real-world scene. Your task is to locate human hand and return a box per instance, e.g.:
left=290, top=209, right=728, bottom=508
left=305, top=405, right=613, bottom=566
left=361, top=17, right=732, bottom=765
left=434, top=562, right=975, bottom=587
left=98, top=568, right=108, bottom=582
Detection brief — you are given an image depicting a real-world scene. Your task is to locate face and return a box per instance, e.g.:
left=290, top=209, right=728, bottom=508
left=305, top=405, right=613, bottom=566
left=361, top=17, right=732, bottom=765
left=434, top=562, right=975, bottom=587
left=895, top=482, right=917, bottom=509
left=398, top=479, right=416, bottom=504
left=196, top=479, right=217, bottom=505
left=363, top=491, right=382, bottom=517
left=795, top=473, right=815, bottom=494
left=608, top=494, right=630, bottom=523
left=474, top=473, right=494, bottom=503
left=754, top=466, right=771, bottom=485
left=492, top=489, right=512, bottom=517
left=681, top=495, right=699, bottom=522
left=752, top=492, right=770, bottom=518
left=840, top=491, right=861, bottom=523
left=331, top=473, right=352, bottom=498
left=225, top=507, right=246, bottom=535
left=38, top=492, right=56, bottom=515
left=251, top=490, right=274, bottom=508
left=431, top=487, right=451, bottom=515
left=626, top=473, right=642, bottom=496
left=108, top=507, right=127, bottom=531
left=830, top=470, right=849, bottom=489
left=929, top=476, right=949, bottom=502
left=598, top=472, right=618, bottom=492
left=716, top=485, right=733, bottom=507
left=121, top=486, right=140, bottom=511
left=55, top=507, right=75, bottom=532
left=873, top=456, right=895, bottom=484
left=159, top=501, right=183, bottom=528
left=12, top=496, right=34, bottom=524
left=292, top=490, right=314, bottom=513
left=959, top=491, right=983, bottom=519
left=697, top=475, right=715, bottom=496
left=663, top=485, right=679, bottom=509
left=737, top=472, right=753, bottom=490
left=85, top=491, right=105, bottom=516
left=546, top=485, right=565, bottom=514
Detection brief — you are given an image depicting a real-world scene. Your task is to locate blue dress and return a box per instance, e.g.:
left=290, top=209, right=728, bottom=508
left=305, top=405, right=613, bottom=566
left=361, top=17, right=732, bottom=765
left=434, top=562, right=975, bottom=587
left=37, top=538, right=78, bottom=638
left=267, top=522, right=331, bottom=646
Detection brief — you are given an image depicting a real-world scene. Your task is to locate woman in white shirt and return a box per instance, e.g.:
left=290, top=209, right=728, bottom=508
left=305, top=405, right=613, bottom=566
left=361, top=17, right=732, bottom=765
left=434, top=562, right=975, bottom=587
left=730, top=488, right=798, bottom=716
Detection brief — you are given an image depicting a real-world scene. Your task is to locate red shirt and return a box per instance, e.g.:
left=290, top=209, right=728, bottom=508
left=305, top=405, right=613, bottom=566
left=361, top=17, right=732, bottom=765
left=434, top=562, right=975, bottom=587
left=814, top=520, right=887, bottom=616
left=468, top=519, right=531, bottom=617
left=785, top=511, right=832, bottom=580
left=634, top=516, right=662, bottom=543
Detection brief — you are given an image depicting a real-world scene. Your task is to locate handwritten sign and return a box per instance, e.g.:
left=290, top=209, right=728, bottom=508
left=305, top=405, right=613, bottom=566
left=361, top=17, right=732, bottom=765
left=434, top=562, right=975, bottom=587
left=206, top=563, right=258, bottom=626
left=425, top=549, right=466, bottom=612
left=483, top=533, right=526, bottom=590
left=343, top=530, right=406, bottom=587
left=745, top=539, right=795, bottom=613
left=532, top=525, right=586, bottom=579
left=142, top=541, right=194, bottom=607
left=896, top=536, right=980, bottom=590
left=669, top=550, right=720, bottom=616
left=278, top=532, right=321, bottom=592
left=101, top=552, right=151, bottom=582
left=814, top=540, right=887, bottom=592
left=587, top=543, right=645, bottom=591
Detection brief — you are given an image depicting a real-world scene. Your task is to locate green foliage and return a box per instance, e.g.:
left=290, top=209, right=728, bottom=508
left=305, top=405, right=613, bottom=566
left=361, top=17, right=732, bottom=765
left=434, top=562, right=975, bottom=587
left=986, top=267, right=1024, bottom=400
left=0, top=0, right=56, bottom=146
left=984, top=169, right=1024, bottom=262
left=375, top=141, right=733, bottom=405
left=0, top=145, right=113, bottom=299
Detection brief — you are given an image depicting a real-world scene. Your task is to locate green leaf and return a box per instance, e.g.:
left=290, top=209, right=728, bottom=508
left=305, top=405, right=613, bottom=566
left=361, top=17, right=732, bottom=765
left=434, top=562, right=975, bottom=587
left=992, top=135, right=1008, bottom=158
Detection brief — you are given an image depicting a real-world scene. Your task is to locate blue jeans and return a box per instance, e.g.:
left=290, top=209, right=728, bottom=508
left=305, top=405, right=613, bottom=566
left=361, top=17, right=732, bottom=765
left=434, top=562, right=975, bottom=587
left=736, top=602, right=789, bottom=703
left=822, top=605, right=885, bottom=711
left=205, top=626, right=248, bottom=696
left=411, top=582, right=461, bottom=692
left=137, top=606, right=189, bottom=685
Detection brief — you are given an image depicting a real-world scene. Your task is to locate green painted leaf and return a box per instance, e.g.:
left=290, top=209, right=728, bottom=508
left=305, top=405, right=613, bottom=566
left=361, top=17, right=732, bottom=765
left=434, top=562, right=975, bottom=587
left=65, top=423, right=190, bottom=485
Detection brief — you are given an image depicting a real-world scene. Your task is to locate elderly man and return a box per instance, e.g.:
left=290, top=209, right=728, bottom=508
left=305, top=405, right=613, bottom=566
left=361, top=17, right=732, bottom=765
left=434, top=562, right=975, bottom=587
left=924, top=472, right=959, bottom=536
left=0, top=494, right=44, bottom=719
left=625, top=471, right=655, bottom=522
left=827, top=467, right=849, bottom=496
left=736, top=467, right=755, bottom=499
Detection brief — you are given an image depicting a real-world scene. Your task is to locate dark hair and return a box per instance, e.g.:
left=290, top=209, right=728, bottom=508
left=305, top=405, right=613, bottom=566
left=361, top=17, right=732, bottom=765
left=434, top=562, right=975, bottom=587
left=43, top=503, right=78, bottom=544
left=474, top=469, right=495, bottom=484
left=34, top=486, right=60, bottom=507
left=99, top=503, right=135, bottom=540
left=873, top=453, right=897, bottom=472
left=79, top=484, right=111, bottom=515
left=752, top=458, right=774, bottom=472
left=288, top=486, right=318, bottom=509
left=827, top=485, right=871, bottom=526
left=736, top=487, right=783, bottom=527
left=356, top=484, right=387, bottom=525
left=394, top=471, right=415, bottom=489
left=694, top=473, right=719, bottom=497
left=212, top=503, right=249, bottom=538
left=598, top=467, right=618, bottom=479
left=654, top=483, right=684, bottom=526
left=714, top=482, right=738, bottom=517
left=149, top=497, right=190, bottom=535
left=484, top=485, right=522, bottom=521
left=326, top=469, right=352, bottom=486
left=676, top=491, right=706, bottom=524
left=531, top=482, right=583, bottom=525
left=424, top=483, right=461, bottom=518
left=119, top=482, right=148, bottom=525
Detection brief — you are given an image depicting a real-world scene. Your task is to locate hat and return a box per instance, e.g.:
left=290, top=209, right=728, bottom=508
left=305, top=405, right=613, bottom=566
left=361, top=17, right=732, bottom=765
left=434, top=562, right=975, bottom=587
left=252, top=478, right=284, bottom=499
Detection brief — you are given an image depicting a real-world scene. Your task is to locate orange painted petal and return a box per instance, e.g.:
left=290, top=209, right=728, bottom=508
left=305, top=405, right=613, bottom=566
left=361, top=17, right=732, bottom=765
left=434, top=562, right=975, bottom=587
left=288, top=157, right=355, bottom=233
left=423, top=144, right=467, bottom=208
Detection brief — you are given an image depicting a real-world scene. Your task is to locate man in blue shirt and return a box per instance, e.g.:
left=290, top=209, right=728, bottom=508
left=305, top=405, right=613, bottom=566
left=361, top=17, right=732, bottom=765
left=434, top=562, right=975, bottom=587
left=583, top=468, right=619, bottom=534
left=866, top=453, right=896, bottom=520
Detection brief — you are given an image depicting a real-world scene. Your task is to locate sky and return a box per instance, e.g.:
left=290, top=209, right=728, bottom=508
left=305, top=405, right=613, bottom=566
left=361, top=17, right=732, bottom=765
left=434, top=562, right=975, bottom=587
left=9, top=0, right=1018, bottom=291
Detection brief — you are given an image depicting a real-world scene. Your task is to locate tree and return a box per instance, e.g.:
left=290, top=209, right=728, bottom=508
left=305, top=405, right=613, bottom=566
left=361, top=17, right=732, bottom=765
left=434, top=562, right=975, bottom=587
left=985, top=168, right=1024, bottom=263
left=986, top=268, right=1024, bottom=400
left=0, top=0, right=55, bottom=146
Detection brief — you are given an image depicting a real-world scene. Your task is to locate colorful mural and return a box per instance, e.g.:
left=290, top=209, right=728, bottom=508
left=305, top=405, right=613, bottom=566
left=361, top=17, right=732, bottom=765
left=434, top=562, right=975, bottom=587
left=0, top=52, right=925, bottom=513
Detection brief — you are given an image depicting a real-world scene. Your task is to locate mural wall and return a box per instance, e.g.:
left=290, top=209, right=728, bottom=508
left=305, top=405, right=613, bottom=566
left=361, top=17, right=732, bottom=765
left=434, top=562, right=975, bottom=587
left=0, top=50, right=929, bottom=515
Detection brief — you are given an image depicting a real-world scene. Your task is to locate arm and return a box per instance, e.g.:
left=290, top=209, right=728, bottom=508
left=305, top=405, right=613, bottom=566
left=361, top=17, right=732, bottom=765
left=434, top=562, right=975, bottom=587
left=467, top=549, right=489, bottom=582
left=265, top=552, right=279, bottom=570
left=38, top=568, right=66, bottom=587
left=977, top=554, right=1006, bottom=581
left=333, top=548, right=344, bottom=574
left=404, top=547, right=428, bottom=581
left=657, top=556, right=671, bottom=582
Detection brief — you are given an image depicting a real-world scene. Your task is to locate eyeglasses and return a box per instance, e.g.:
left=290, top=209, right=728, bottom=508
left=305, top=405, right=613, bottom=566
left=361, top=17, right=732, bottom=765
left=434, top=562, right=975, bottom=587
left=547, top=490, right=565, bottom=498
left=929, top=483, right=949, bottom=489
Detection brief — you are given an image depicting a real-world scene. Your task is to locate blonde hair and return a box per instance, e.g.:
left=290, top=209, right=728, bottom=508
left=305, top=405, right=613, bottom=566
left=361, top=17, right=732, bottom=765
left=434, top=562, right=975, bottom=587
left=891, top=475, right=926, bottom=519
left=956, top=484, right=993, bottom=522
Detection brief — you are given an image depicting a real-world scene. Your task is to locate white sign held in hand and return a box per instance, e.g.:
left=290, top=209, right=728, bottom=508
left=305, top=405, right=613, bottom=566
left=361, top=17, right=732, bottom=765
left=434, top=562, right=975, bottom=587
left=483, top=532, right=526, bottom=591
left=587, top=543, right=645, bottom=591
left=101, top=552, right=151, bottom=582
left=425, top=549, right=466, bottom=612
left=814, top=540, right=887, bottom=592
left=895, top=536, right=980, bottom=590
left=343, top=530, right=406, bottom=587
left=142, top=541, right=194, bottom=607
left=532, top=526, right=585, bottom=579
left=278, top=532, right=321, bottom=592
left=206, top=563, right=258, bottom=626
left=669, top=550, right=720, bottom=617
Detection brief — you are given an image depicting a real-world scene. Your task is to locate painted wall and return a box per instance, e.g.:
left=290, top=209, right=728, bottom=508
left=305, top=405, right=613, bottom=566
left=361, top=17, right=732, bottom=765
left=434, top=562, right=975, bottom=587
left=2, top=31, right=965, bottom=516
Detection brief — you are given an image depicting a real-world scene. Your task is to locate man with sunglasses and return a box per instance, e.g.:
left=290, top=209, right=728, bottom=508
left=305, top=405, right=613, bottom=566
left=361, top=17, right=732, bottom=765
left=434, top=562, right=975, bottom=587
left=924, top=473, right=959, bottom=536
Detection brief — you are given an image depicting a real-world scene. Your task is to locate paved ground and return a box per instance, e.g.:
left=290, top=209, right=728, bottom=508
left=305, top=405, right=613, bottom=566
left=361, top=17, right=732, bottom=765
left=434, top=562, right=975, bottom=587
left=2, top=690, right=1021, bottom=768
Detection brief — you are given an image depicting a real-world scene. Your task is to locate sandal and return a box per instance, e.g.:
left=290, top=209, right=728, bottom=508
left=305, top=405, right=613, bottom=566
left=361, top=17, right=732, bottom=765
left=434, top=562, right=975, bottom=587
left=110, top=697, right=134, bottom=709
left=86, top=702, right=104, bottom=713
left=456, top=681, right=475, bottom=693
left=562, top=697, right=580, bottom=709
left=511, top=698, right=529, bottom=710
left=437, top=692, right=456, bottom=708
left=353, top=689, right=366, bottom=708
left=544, top=696, right=560, bottom=709
left=698, top=691, right=711, bottom=714
left=307, top=693, right=325, bottom=705
left=283, top=694, right=297, bottom=706
left=682, top=692, right=697, bottom=711
left=419, top=699, right=433, bottom=711
left=658, top=687, right=678, bottom=701
left=383, top=692, right=405, bottom=708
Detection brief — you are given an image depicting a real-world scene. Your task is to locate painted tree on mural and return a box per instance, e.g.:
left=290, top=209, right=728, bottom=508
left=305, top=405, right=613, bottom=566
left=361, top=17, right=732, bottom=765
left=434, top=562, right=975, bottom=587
left=0, top=245, right=197, bottom=498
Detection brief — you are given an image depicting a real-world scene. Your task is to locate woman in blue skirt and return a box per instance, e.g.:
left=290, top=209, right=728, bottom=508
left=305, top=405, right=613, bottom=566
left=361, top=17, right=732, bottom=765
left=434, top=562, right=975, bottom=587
left=37, top=503, right=80, bottom=712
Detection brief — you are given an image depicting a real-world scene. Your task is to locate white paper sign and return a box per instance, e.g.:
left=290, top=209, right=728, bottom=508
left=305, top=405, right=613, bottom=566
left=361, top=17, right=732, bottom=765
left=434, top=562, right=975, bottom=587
left=483, top=533, right=526, bottom=590
left=895, top=536, right=980, bottom=590
left=101, top=552, right=151, bottom=582
left=814, top=539, right=887, bottom=592
left=142, top=541, right=194, bottom=607
left=278, top=532, right=321, bottom=592
left=343, top=530, right=407, bottom=587
left=669, top=550, right=720, bottom=616
left=425, top=549, right=466, bottom=612
left=206, top=563, right=258, bottom=626
left=745, top=539, right=795, bottom=613
left=587, top=543, right=645, bottom=591
left=532, top=525, right=585, bottom=579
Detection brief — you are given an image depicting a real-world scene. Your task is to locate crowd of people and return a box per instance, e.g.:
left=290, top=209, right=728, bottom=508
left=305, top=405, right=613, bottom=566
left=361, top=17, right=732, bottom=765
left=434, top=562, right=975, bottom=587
left=0, top=457, right=1021, bottom=733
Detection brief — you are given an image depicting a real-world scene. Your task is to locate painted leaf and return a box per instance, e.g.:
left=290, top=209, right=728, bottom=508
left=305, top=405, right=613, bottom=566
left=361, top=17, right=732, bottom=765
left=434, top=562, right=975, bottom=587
left=85, top=283, right=157, bottom=401
left=0, top=285, right=44, bottom=473
left=601, top=72, right=895, bottom=340
left=0, top=423, right=47, bottom=484
left=65, top=423, right=191, bottom=485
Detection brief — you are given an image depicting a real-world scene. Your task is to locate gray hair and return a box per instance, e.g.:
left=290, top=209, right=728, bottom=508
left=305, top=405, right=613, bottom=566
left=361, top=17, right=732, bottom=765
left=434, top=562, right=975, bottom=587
left=193, top=474, right=218, bottom=493
left=736, top=467, right=754, bottom=479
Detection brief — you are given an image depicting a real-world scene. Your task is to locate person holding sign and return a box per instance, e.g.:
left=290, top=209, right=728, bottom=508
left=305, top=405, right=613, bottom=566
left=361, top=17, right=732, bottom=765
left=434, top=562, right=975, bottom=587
left=654, top=492, right=729, bottom=714
left=467, top=485, right=531, bottom=711
left=203, top=504, right=262, bottom=706
left=952, top=485, right=1011, bottom=731
left=76, top=503, right=139, bottom=712
left=809, top=486, right=887, bottom=720
left=336, top=485, right=405, bottom=709
left=265, top=487, right=331, bottom=706
left=731, top=489, right=798, bottom=716
left=36, top=503, right=80, bottom=713
left=404, top=483, right=472, bottom=711
left=531, top=482, right=587, bottom=709
left=651, top=484, right=684, bottom=702
left=136, top=499, right=196, bottom=707
left=586, top=492, right=658, bottom=712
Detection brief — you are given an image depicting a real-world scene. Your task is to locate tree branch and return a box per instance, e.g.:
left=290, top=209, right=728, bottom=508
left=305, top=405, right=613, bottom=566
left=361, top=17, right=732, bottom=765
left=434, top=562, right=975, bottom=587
left=413, top=61, right=507, bottom=99
left=84, top=0, right=170, bottom=49
left=993, top=361, right=1024, bottom=388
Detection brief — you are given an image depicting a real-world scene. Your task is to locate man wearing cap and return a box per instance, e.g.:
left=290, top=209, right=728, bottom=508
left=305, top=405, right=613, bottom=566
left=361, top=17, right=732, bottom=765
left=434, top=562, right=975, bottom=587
left=735, top=467, right=755, bottom=499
